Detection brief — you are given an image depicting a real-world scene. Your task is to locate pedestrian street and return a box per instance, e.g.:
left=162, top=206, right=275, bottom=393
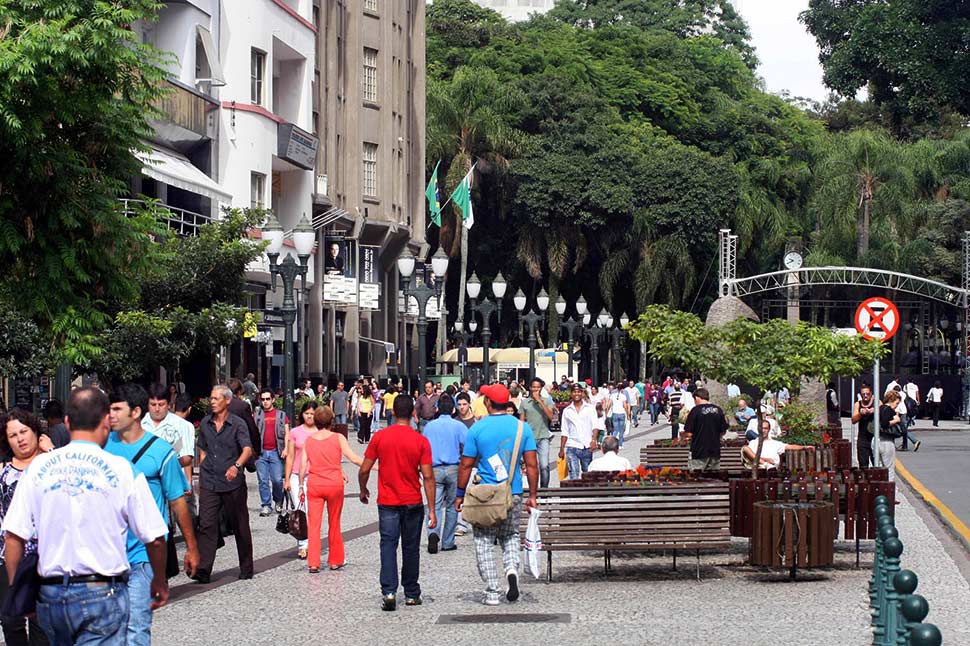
left=153, top=419, right=970, bottom=646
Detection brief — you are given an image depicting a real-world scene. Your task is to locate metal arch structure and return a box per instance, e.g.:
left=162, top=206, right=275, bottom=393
left=721, top=266, right=967, bottom=306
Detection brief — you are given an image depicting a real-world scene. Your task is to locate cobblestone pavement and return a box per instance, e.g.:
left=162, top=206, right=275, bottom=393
left=151, top=419, right=970, bottom=646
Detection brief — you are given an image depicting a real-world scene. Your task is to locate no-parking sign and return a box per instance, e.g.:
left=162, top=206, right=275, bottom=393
left=854, top=297, right=900, bottom=341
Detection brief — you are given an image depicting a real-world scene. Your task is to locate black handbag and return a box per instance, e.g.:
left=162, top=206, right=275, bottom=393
left=276, top=495, right=293, bottom=535
left=288, top=493, right=308, bottom=541
left=2, top=551, right=39, bottom=617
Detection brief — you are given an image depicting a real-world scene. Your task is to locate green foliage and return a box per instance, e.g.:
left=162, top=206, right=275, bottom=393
left=0, top=0, right=171, bottom=358
left=776, top=398, right=824, bottom=433
left=0, top=300, right=50, bottom=377
left=801, top=0, right=970, bottom=134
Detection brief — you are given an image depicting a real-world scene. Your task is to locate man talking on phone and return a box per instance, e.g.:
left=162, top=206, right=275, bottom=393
left=851, top=384, right=877, bottom=468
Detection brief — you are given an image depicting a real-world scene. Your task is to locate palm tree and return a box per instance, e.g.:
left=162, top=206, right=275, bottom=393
left=426, top=67, right=523, bottom=326
left=811, top=129, right=915, bottom=262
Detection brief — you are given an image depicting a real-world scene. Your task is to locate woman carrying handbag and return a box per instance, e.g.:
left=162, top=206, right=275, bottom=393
left=284, top=401, right=319, bottom=559
left=299, top=407, right=363, bottom=573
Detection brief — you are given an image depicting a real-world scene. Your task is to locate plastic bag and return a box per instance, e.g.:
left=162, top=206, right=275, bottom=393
left=557, top=457, right=568, bottom=481
left=525, top=507, right=543, bottom=579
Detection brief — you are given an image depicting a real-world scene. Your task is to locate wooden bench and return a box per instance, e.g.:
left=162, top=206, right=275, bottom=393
left=640, top=446, right=746, bottom=470
left=524, top=482, right=731, bottom=580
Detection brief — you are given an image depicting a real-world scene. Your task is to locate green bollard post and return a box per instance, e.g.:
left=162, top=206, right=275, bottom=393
left=897, top=593, right=929, bottom=646
left=909, top=623, right=942, bottom=646
left=872, top=513, right=893, bottom=603
left=872, top=522, right=897, bottom=616
left=876, top=538, right=903, bottom=646
left=875, top=495, right=889, bottom=507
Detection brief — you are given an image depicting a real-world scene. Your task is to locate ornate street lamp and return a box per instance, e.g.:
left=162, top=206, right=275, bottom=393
left=468, top=271, right=505, bottom=385
left=264, top=213, right=315, bottom=423
left=558, top=296, right=587, bottom=379
left=515, top=287, right=549, bottom=381
left=398, top=248, right=449, bottom=384
left=586, top=308, right=608, bottom=386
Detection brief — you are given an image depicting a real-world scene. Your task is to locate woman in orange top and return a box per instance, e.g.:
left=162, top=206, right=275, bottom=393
left=300, top=406, right=363, bottom=573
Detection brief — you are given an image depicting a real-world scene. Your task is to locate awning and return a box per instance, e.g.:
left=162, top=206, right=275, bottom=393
left=135, top=144, right=231, bottom=202
left=195, top=25, right=226, bottom=86
left=439, top=347, right=569, bottom=365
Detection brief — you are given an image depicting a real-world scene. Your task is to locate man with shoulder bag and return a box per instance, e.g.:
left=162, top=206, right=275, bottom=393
left=456, top=385, right=539, bottom=607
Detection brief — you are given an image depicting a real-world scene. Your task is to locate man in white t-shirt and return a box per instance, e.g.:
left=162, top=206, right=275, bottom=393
left=623, top=380, right=641, bottom=427
left=2, top=387, right=170, bottom=644
left=588, top=436, right=632, bottom=472
left=742, top=418, right=815, bottom=469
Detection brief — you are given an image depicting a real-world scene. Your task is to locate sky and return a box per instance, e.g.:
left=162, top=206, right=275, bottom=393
left=732, top=0, right=829, bottom=102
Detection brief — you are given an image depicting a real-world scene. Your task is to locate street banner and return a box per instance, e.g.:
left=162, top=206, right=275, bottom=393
left=323, top=234, right=357, bottom=304
left=359, top=245, right=381, bottom=310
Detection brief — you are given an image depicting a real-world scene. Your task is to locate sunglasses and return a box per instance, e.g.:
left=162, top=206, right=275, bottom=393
left=260, top=396, right=273, bottom=401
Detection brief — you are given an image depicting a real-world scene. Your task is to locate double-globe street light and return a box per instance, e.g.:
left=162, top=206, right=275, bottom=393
left=397, top=248, right=450, bottom=385
left=262, top=213, right=316, bottom=424
left=609, top=312, right=631, bottom=380
left=466, top=272, right=507, bottom=385
left=586, top=309, right=612, bottom=386
left=555, top=295, right=588, bottom=379
left=514, top=288, right=549, bottom=381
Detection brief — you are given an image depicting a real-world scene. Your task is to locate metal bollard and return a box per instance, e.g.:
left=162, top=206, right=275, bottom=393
left=908, top=623, right=942, bottom=646
left=874, top=537, right=903, bottom=645
left=871, top=512, right=894, bottom=606
left=897, top=592, right=929, bottom=646
left=872, top=523, right=898, bottom=625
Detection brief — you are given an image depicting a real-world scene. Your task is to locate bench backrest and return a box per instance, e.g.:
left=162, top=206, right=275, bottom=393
left=527, top=483, right=731, bottom=548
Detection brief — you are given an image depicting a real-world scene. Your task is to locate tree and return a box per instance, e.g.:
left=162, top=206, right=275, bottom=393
left=629, top=305, right=886, bottom=476
left=0, top=0, right=171, bottom=360
left=810, top=129, right=915, bottom=264
left=801, top=0, right=970, bottom=134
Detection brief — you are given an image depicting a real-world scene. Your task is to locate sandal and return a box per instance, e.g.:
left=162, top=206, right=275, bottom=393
left=298, top=548, right=308, bottom=560
left=308, top=567, right=320, bottom=574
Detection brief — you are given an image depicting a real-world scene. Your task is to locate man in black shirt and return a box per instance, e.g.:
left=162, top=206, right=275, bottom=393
left=193, top=384, right=254, bottom=583
left=683, top=388, right=728, bottom=471
left=851, top=384, right=876, bottom=468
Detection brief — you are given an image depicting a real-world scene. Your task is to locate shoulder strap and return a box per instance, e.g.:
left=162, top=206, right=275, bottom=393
left=132, top=434, right=160, bottom=465
left=505, top=419, right=524, bottom=477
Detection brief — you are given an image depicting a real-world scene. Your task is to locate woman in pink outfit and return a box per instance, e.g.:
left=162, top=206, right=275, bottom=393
left=284, top=400, right=319, bottom=559
left=299, top=406, right=362, bottom=572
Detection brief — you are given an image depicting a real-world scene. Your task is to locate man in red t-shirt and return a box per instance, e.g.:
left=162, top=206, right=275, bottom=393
left=359, top=395, right=436, bottom=611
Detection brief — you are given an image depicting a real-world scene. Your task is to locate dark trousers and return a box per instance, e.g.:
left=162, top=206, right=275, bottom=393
left=930, top=402, right=941, bottom=426
left=378, top=504, right=423, bottom=598
left=197, top=485, right=254, bottom=577
left=0, top=571, right=47, bottom=646
left=670, top=408, right=681, bottom=440
left=858, top=433, right=874, bottom=469
left=358, top=413, right=373, bottom=443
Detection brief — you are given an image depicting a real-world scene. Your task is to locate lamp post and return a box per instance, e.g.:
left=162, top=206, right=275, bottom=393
left=263, top=213, right=316, bottom=424
left=467, top=271, right=506, bottom=385
left=514, top=288, right=549, bottom=381
left=398, top=247, right=449, bottom=385
left=453, top=320, right=472, bottom=381
left=556, top=295, right=587, bottom=379
left=586, top=309, right=609, bottom=386
left=609, top=313, right=629, bottom=381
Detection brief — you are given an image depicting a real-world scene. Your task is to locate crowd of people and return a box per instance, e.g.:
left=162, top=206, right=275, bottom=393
left=0, top=366, right=946, bottom=643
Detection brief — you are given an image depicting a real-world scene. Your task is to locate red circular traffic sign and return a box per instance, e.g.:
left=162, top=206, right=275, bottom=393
left=854, top=297, right=900, bottom=341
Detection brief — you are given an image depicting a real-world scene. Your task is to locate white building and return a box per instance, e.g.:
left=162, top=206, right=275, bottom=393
left=470, top=0, right=555, bottom=22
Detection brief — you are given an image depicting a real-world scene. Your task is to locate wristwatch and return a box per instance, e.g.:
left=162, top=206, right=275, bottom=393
left=233, top=462, right=242, bottom=469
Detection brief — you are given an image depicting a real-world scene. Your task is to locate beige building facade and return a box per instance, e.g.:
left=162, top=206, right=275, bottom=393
left=311, top=0, right=427, bottom=380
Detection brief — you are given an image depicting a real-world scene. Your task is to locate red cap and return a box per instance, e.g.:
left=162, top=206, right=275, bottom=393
left=585, top=378, right=592, bottom=385
left=480, top=383, right=510, bottom=405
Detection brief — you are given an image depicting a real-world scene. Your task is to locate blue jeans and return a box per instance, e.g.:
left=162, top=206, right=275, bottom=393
left=566, top=447, right=593, bottom=480
left=255, top=449, right=284, bottom=507
left=746, top=428, right=758, bottom=441
left=378, top=504, right=424, bottom=598
left=536, top=437, right=551, bottom=488
left=630, top=404, right=640, bottom=426
left=38, top=581, right=128, bottom=646
left=126, top=562, right=152, bottom=646
left=649, top=402, right=660, bottom=425
left=334, top=413, right=347, bottom=425
left=429, top=465, right=458, bottom=549
left=611, top=414, right=626, bottom=448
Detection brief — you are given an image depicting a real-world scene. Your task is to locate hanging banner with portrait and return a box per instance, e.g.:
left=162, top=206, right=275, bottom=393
left=323, top=234, right=357, bottom=304
left=397, top=262, right=442, bottom=320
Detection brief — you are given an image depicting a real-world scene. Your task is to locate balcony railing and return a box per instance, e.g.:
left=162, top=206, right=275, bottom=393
left=152, top=79, right=218, bottom=145
left=120, top=198, right=211, bottom=237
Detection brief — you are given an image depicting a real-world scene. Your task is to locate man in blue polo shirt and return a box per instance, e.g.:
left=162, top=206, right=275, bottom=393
left=422, top=396, right=468, bottom=554
left=457, top=384, right=539, bottom=606
left=108, top=384, right=198, bottom=646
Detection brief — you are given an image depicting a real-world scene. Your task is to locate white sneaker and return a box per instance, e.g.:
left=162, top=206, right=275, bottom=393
left=483, top=595, right=500, bottom=606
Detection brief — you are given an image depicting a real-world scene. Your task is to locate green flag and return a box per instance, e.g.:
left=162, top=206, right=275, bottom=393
left=425, top=160, right=442, bottom=227
left=450, top=167, right=475, bottom=230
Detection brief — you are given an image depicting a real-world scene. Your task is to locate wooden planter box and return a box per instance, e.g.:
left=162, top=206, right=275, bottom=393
left=750, top=500, right=835, bottom=572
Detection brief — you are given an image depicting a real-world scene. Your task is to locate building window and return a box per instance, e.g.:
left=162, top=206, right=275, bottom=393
left=251, top=49, right=266, bottom=105
left=362, top=143, right=378, bottom=197
left=364, top=0, right=378, bottom=11
left=362, top=48, right=378, bottom=103
left=250, top=172, right=266, bottom=209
